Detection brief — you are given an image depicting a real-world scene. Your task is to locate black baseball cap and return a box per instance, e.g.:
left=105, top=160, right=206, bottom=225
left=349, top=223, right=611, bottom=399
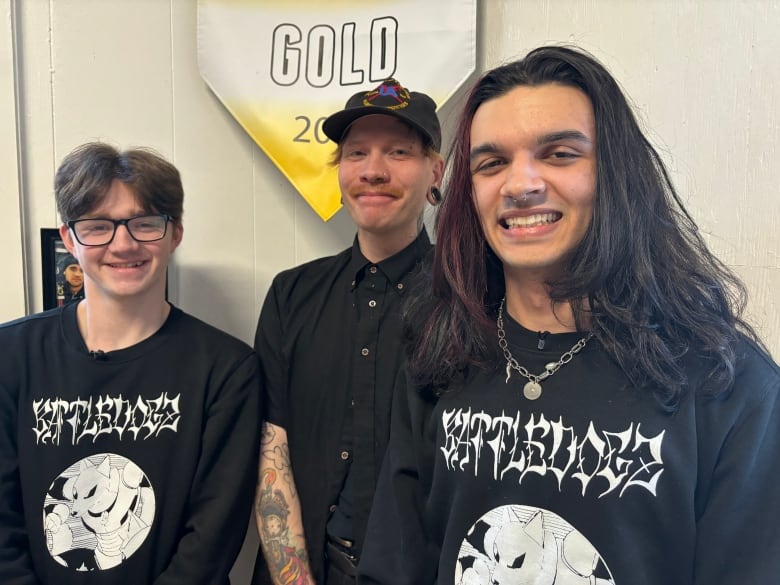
left=322, top=78, right=441, bottom=151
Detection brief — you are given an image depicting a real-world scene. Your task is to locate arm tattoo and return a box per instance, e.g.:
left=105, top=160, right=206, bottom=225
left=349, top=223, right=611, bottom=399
left=260, top=422, right=276, bottom=446
left=259, top=423, right=297, bottom=500
left=257, top=468, right=310, bottom=584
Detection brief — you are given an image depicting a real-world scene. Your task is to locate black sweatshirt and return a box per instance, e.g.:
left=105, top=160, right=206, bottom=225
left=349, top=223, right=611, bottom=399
left=0, top=303, right=262, bottom=585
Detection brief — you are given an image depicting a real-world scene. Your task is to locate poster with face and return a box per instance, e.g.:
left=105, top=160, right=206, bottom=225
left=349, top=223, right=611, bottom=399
left=41, top=228, right=84, bottom=310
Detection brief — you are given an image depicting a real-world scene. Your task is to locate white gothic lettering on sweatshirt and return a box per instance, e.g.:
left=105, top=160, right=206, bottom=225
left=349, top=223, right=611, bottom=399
left=32, top=392, right=182, bottom=445
left=440, top=408, right=664, bottom=498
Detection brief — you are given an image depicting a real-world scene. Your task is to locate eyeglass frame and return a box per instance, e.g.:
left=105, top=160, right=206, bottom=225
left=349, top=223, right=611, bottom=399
left=66, top=213, right=173, bottom=247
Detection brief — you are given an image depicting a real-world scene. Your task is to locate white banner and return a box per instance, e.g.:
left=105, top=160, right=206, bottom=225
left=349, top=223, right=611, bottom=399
left=198, top=0, right=477, bottom=220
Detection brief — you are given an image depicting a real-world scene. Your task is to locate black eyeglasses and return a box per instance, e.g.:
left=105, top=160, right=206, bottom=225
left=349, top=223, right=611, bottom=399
left=67, top=214, right=172, bottom=246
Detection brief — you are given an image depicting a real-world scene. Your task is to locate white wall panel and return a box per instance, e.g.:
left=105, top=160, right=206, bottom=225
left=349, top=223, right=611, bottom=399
left=0, top=0, right=25, bottom=322
left=170, top=0, right=260, bottom=343
left=49, top=0, right=174, bottom=152
left=15, top=0, right=57, bottom=313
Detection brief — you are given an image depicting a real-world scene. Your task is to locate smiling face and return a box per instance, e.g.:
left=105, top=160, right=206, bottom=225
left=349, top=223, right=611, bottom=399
left=60, top=179, right=182, bottom=306
left=470, top=83, right=597, bottom=284
left=338, top=115, right=443, bottom=247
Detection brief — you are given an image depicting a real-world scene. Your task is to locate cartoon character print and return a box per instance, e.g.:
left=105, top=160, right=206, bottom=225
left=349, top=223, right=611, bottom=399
left=456, top=505, right=615, bottom=585
left=43, top=453, right=155, bottom=571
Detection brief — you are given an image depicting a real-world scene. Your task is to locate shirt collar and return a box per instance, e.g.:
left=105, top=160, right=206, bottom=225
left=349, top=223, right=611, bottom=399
left=348, top=228, right=431, bottom=291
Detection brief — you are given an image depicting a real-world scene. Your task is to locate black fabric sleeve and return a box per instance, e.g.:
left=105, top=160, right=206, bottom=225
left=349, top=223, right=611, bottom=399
left=0, top=379, right=41, bottom=585
left=358, top=372, right=439, bottom=585
left=693, top=369, right=780, bottom=584
left=153, top=351, right=263, bottom=585
left=254, top=277, right=289, bottom=428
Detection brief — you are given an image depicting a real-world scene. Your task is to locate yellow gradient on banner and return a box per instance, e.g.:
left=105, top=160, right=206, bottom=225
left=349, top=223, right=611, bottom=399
left=197, top=0, right=477, bottom=220
left=232, top=101, right=341, bottom=220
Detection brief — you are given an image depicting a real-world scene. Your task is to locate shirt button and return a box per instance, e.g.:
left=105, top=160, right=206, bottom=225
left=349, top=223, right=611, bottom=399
left=369, top=266, right=377, bottom=274
left=397, top=282, right=404, bottom=290
left=368, top=299, right=377, bottom=308
left=340, top=451, right=350, bottom=460
left=361, top=348, right=369, bottom=356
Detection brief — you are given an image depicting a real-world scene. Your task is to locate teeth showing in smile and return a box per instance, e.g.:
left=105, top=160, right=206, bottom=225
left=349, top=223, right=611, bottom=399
left=112, top=261, right=144, bottom=268
left=504, top=212, right=560, bottom=228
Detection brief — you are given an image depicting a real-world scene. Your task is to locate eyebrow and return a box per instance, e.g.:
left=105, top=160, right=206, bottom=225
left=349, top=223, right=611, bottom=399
left=469, top=142, right=501, bottom=161
left=469, top=130, right=593, bottom=161
left=537, top=130, right=592, bottom=146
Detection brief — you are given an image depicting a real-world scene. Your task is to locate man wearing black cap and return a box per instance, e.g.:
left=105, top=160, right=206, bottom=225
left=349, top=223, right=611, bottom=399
left=251, top=79, right=444, bottom=585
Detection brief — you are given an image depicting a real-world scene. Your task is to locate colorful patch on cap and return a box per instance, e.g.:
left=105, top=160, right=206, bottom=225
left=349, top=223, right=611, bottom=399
left=362, top=79, right=411, bottom=110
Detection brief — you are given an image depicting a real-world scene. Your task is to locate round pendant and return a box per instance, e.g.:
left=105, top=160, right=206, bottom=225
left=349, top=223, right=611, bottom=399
left=523, top=381, right=542, bottom=400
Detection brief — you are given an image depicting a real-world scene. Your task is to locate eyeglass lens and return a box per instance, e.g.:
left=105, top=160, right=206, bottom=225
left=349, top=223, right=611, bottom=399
left=72, top=215, right=168, bottom=245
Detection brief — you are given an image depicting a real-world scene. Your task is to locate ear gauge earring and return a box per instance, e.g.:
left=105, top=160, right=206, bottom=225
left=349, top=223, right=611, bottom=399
left=430, top=186, right=443, bottom=204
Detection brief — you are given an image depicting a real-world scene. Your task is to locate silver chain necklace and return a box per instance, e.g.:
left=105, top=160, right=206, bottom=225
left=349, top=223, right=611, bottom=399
left=497, top=297, right=593, bottom=400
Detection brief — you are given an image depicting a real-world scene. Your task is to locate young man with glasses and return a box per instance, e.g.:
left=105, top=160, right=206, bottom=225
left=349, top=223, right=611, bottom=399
left=0, top=142, right=262, bottom=584
left=251, top=78, right=444, bottom=585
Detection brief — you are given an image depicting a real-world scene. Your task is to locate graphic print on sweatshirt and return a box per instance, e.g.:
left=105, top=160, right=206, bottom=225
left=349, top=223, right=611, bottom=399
left=455, top=505, right=615, bottom=585
left=43, top=454, right=156, bottom=571
left=442, top=408, right=666, bottom=584
left=32, top=391, right=182, bottom=445
left=440, top=408, right=665, bottom=497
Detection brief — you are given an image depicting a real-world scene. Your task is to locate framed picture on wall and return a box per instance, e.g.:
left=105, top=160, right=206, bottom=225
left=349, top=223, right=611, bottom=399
left=40, top=228, right=84, bottom=310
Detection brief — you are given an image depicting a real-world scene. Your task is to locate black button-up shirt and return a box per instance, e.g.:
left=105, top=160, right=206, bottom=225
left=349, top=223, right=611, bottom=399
left=252, top=230, right=431, bottom=584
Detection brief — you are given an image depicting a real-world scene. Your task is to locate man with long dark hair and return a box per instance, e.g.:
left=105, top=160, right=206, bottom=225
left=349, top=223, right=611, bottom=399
left=358, top=46, right=779, bottom=585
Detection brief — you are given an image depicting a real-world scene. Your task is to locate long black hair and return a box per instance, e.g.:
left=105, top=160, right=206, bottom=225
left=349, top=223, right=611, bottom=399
left=405, top=45, right=762, bottom=409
